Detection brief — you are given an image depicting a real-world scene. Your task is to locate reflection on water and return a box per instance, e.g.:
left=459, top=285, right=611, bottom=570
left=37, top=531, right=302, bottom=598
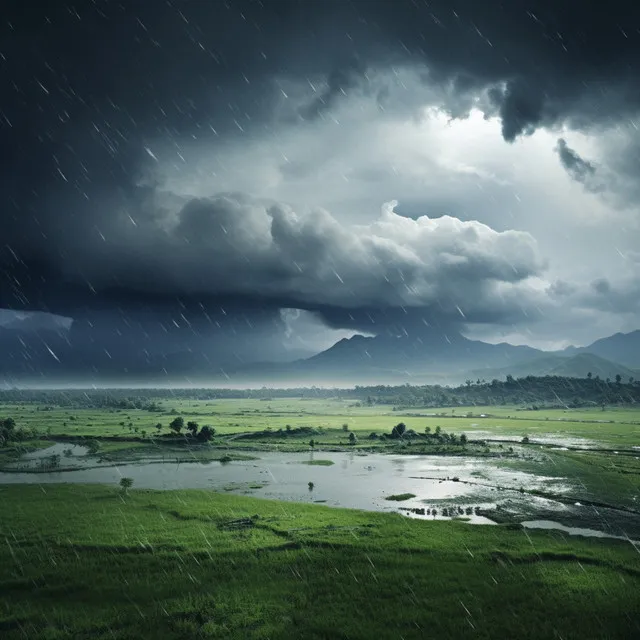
left=0, top=448, right=569, bottom=519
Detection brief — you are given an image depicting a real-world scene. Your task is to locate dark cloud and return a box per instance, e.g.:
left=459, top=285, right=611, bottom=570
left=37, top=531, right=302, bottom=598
left=2, top=0, right=640, bottom=346
left=554, top=138, right=601, bottom=192
left=297, top=58, right=369, bottom=121
left=1, top=193, right=545, bottom=332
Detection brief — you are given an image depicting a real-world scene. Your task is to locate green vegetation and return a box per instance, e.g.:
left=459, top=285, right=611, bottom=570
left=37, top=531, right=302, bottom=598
left=1, top=484, right=638, bottom=639
left=384, top=493, right=416, bottom=501
left=1, top=382, right=640, bottom=637
left=2, top=372, right=639, bottom=411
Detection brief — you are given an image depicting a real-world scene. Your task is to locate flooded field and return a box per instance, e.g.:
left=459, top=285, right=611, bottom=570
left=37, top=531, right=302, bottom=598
left=0, top=445, right=571, bottom=521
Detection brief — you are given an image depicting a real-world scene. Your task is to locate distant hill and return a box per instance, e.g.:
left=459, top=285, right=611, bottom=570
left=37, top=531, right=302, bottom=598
left=1, top=311, right=639, bottom=387
left=471, top=352, right=638, bottom=382
left=564, top=330, right=640, bottom=369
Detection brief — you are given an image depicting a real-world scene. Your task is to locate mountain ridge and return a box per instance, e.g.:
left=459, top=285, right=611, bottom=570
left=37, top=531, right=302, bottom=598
left=1, top=318, right=639, bottom=384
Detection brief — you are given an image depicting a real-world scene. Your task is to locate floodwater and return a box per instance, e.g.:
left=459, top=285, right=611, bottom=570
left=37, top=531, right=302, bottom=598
left=18, top=443, right=90, bottom=468
left=522, top=520, right=638, bottom=543
left=464, top=430, right=598, bottom=449
left=0, top=446, right=569, bottom=519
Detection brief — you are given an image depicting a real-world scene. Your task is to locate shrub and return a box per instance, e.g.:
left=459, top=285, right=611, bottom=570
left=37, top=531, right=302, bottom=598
left=391, top=422, right=406, bottom=438
left=119, top=477, right=134, bottom=494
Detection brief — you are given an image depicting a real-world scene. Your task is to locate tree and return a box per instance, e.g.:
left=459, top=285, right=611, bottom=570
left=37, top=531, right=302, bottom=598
left=587, top=372, right=592, bottom=380
left=309, top=439, right=315, bottom=449
left=615, top=374, right=622, bottom=385
left=119, top=477, right=134, bottom=495
left=342, top=423, right=349, bottom=432
left=155, top=422, right=162, bottom=433
left=1, top=417, right=16, bottom=433
left=434, top=426, right=442, bottom=437
left=391, top=422, right=406, bottom=438
left=169, top=416, right=184, bottom=434
left=186, top=420, right=199, bottom=436
left=348, top=432, right=357, bottom=445
left=197, top=425, right=215, bottom=442
left=424, top=426, right=431, bottom=435
left=460, top=433, right=468, bottom=446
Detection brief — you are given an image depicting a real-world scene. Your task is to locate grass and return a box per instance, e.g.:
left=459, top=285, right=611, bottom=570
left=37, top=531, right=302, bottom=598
left=3, top=399, right=639, bottom=446
left=384, top=493, right=416, bottom=501
left=0, top=484, right=639, bottom=639
left=299, top=459, right=335, bottom=466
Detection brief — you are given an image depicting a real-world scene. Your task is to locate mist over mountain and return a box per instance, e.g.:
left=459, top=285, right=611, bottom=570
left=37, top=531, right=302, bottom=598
left=1, top=313, right=638, bottom=387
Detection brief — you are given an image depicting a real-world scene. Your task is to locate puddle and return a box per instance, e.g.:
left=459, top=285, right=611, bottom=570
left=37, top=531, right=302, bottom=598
left=13, top=444, right=90, bottom=469
left=22, top=443, right=89, bottom=460
left=483, top=435, right=597, bottom=448
left=522, top=520, right=638, bottom=543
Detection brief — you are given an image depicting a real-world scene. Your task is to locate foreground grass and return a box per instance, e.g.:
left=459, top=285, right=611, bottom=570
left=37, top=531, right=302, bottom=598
left=1, top=485, right=639, bottom=639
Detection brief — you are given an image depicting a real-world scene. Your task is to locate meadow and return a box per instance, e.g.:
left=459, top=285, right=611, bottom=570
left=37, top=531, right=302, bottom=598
left=1, top=484, right=639, bottom=639
left=2, top=397, right=639, bottom=445
left=1, top=395, right=639, bottom=638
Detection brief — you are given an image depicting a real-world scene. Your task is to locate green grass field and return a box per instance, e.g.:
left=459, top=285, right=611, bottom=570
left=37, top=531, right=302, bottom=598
left=1, top=484, right=639, bottom=639
left=3, top=398, right=639, bottom=446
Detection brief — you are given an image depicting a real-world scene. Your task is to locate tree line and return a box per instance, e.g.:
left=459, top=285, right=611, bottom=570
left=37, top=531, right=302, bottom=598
left=1, top=373, right=639, bottom=409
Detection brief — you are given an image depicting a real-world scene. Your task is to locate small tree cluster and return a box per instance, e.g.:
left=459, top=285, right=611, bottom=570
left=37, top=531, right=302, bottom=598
left=168, top=416, right=214, bottom=442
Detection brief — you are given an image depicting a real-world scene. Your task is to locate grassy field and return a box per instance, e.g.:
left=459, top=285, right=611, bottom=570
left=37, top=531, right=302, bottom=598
left=2, top=398, right=639, bottom=446
left=1, top=484, right=639, bottom=639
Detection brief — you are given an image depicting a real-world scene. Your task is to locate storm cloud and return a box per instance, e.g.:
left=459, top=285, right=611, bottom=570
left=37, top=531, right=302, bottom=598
left=1, top=193, right=546, bottom=332
left=2, top=0, right=640, bottom=351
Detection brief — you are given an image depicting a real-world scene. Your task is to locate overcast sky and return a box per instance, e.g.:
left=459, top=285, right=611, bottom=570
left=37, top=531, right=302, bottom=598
left=1, top=0, right=640, bottom=354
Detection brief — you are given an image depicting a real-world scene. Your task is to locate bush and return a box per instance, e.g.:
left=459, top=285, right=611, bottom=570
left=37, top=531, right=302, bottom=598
left=391, top=422, right=406, bottom=438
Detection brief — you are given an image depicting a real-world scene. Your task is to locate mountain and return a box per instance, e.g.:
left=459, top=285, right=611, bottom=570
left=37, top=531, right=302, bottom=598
left=1, top=312, right=639, bottom=387
left=298, top=330, right=542, bottom=381
left=564, top=330, right=640, bottom=369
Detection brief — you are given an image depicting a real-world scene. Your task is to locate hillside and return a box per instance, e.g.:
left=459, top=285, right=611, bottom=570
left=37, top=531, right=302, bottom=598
left=469, top=352, right=638, bottom=382
left=303, top=330, right=541, bottom=376
left=563, top=330, right=640, bottom=368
